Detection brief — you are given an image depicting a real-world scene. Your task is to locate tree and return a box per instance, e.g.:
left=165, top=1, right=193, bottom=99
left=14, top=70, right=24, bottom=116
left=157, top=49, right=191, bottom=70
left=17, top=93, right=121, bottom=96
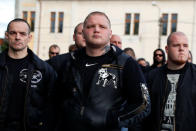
left=0, top=39, right=8, bottom=52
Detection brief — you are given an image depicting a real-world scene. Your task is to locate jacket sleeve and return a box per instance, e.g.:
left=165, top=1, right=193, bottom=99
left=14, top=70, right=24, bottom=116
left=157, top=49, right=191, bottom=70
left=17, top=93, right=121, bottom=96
left=117, top=58, right=151, bottom=128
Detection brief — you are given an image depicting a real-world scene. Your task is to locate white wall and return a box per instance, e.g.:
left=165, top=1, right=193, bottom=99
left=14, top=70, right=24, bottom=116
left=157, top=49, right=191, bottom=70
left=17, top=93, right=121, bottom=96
left=34, top=0, right=195, bottom=63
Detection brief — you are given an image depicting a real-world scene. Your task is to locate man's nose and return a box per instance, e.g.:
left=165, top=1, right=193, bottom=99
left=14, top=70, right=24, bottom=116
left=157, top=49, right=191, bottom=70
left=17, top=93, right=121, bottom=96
left=179, top=45, right=184, bottom=51
left=15, top=33, right=21, bottom=39
left=94, top=26, right=100, bottom=32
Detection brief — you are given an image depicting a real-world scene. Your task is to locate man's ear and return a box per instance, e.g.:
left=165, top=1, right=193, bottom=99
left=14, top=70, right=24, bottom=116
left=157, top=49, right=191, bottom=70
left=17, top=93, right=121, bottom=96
left=28, top=34, right=32, bottom=43
left=73, top=34, right=76, bottom=41
left=165, top=45, right=168, bottom=54
left=109, top=29, right=112, bottom=39
left=5, top=32, right=8, bottom=40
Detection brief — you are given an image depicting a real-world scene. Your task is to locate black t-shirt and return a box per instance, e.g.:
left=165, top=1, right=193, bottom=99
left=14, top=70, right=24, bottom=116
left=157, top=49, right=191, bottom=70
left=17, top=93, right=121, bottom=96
left=5, top=54, right=29, bottom=130
left=78, top=49, right=113, bottom=99
left=161, top=63, right=188, bottom=131
left=77, top=48, right=145, bottom=107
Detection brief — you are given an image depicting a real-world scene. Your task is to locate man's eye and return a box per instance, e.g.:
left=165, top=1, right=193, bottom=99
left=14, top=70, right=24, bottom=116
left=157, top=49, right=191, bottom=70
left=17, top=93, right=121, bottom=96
left=9, top=31, right=16, bottom=35
left=20, top=32, right=27, bottom=36
left=87, top=25, right=94, bottom=28
left=100, top=26, right=106, bottom=29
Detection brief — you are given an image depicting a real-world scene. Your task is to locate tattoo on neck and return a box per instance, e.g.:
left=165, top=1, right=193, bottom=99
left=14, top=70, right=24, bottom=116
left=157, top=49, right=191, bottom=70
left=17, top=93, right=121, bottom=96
left=103, top=45, right=110, bottom=55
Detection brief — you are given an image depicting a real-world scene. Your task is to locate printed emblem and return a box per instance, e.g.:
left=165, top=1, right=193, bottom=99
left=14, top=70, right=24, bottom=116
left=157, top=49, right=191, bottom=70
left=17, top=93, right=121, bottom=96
left=85, top=63, right=97, bottom=67
left=96, top=68, right=117, bottom=89
left=19, top=69, right=42, bottom=87
left=31, top=70, right=42, bottom=84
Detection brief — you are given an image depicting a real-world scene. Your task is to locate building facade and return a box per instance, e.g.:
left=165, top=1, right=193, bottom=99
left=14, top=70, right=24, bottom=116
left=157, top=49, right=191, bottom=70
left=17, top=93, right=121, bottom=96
left=15, top=0, right=196, bottom=63
left=15, top=0, right=36, bottom=50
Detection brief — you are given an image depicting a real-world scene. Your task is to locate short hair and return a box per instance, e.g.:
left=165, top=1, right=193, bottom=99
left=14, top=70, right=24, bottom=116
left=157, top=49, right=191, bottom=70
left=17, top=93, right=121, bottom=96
left=189, top=50, right=193, bottom=62
left=83, top=11, right=111, bottom=28
left=74, top=22, right=83, bottom=35
left=137, top=58, right=146, bottom=62
left=6, top=18, right=31, bottom=34
left=49, top=44, right=60, bottom=52
left=167, top=31, right=186, bottom=45
left=123, top=47, right=136, bottom=57
left=68, top=44, right=78, bottom=52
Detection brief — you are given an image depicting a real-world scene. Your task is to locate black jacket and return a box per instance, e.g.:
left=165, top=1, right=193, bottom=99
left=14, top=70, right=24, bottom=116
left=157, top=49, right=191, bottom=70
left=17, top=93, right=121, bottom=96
left=0, top=49, right=57, bottom=131
left=48, top=45, right=150, bottom=131
left=145, top=62, right=196, bottom=131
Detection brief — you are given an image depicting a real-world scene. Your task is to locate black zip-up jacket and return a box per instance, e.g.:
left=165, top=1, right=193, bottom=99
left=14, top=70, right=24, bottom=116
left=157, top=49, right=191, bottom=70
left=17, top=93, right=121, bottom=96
left=49, top=45, right=150, bottom=131
left=0, top=49, right=57, bottom=131
left=144, top=62, right=196, bottom=131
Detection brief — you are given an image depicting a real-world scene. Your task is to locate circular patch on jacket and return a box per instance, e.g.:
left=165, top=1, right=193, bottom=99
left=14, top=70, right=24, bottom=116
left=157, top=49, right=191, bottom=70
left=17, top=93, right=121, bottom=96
left=19, top=69, right=42, bottom=84
left=19, top=69, right=28, bottom=83
left=31, top=70, right=42, bottom=84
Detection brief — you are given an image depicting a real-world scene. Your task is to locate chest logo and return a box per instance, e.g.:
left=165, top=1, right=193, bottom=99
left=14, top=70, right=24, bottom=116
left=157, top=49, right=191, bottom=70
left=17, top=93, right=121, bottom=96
left=85, top=63, right=97, bottom=67
left=19, top=69, right=42, bottom=86
left=96, top=68, right=117, bottom=89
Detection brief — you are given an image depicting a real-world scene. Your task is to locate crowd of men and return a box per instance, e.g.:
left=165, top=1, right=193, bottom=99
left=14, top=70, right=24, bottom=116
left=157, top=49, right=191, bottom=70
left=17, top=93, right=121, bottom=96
left=0, top=11, right=195, bottom=131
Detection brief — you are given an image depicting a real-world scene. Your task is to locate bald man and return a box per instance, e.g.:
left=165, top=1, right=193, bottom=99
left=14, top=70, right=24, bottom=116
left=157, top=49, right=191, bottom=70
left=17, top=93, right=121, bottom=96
left=110, top=34, right=122, bottom=49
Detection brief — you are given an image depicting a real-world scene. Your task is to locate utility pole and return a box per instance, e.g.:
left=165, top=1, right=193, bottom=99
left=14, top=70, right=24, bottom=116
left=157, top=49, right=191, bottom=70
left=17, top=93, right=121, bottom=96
left=152, top=1, right=162, bottom=48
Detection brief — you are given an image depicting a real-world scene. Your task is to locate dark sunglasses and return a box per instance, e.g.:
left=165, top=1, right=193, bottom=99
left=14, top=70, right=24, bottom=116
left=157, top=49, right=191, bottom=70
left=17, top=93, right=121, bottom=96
left=155, top=54, right=163, bottom=57
left=50, top=52, right=59, bottom=55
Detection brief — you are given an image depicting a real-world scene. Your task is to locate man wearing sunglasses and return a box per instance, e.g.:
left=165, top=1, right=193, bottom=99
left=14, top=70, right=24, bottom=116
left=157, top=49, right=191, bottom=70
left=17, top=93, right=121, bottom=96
left=149, top=48, right=166, bottom=71
left=48, top=44, right=60, bottom=59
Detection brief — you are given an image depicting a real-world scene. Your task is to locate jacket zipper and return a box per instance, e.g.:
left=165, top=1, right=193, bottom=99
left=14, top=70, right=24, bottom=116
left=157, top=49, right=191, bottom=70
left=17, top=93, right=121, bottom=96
left=80, top=106, right=85, bottom=116
left=23, top=69, right=33, bottom=131
left=0, top=66, right=8, bottom=112
left=160, top=78, right=178, bottom=131
left=173, top=81, right=178, bottom=131
left=159, top=79, right=168, bottom=130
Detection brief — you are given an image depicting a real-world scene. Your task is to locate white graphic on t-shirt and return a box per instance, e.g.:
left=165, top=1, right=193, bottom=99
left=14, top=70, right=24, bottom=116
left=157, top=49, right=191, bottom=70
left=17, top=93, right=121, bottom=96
left=96, top=68, right=117, bottom=89
left=161, top=74, right=180, bottom=131
left=19, top=69, right=42, bottom=88
left=85, top=63, right=97, bottom=67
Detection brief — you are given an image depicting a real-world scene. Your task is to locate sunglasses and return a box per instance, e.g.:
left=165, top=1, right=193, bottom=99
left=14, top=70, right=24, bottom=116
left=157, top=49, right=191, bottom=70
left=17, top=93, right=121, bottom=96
left=155, top=54, right=163, bottom=57
left=50, top=52, right=59, bottom=55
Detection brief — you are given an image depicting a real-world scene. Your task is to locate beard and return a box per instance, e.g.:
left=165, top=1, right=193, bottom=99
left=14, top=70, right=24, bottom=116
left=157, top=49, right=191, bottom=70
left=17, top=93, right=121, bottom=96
left=173, top=59, right=186, bottom=65
left=154, top=58, right=163, bottom=65
left=170, top=57, right=187, bottom=65
left=10, top=45, right=27, bottom=52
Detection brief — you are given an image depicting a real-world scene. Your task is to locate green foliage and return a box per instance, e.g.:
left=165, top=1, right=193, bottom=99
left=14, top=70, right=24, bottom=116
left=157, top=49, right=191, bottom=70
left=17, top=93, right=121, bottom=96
left=0, top=39, right=8, bottom=52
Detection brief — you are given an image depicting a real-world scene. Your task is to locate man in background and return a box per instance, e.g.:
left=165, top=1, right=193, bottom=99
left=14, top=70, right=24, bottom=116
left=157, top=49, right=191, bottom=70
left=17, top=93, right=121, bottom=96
left=149, top=48, right=166, bottom=71
left=48, top=44, right=60, bottom=59
left=123, top=47, right=136, bottom=60
left=73, top=22, right=86, bottom=49
left=110, top=34, right=122, bottom=49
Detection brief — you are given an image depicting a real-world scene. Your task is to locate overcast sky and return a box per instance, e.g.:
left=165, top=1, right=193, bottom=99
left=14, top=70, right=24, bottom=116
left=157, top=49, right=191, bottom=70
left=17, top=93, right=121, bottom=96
left=0, top=0, right=15, bottom=38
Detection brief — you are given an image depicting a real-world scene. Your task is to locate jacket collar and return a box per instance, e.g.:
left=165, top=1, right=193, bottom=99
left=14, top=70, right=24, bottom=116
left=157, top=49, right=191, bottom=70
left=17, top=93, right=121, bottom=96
left=70, top=44, right=123, bottom=60
left=0, top=48, right=43, bottom=70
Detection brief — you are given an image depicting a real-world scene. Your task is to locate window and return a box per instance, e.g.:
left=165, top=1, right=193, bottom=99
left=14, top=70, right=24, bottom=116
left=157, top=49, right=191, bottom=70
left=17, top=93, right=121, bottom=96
left=50, top=12, right=56, bottom=33
left=133, top=13, right=140, bottom=35
left=125, top=13, right=131, bottom=35
left=23, top=11, right=28, bottom=21
left=171, top=14, right=177, bottom=33
left=162, top=14, right=168, bottom=35
left=30, top=11, right=35, bottom=32
left=58, top=12, right=64, bottom=33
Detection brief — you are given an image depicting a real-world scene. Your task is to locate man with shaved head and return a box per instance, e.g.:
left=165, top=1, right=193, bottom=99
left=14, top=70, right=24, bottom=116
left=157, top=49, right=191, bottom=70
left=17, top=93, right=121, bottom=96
left=144, top=32, right=196, bottom=131
left=110, top=34, right=122, bottom=49
left=49, top=11, right=150, bottom=131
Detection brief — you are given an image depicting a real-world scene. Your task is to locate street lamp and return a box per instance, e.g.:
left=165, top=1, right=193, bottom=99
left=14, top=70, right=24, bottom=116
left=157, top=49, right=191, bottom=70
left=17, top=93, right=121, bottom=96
left=152, top=1, right=162, bottom=48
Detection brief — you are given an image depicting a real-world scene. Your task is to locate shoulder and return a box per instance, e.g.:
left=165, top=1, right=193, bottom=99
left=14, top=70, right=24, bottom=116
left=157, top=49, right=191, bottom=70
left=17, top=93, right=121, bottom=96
left=146, top=65, right=165, bottom=79
left=47, top=53, right=72, bottom=72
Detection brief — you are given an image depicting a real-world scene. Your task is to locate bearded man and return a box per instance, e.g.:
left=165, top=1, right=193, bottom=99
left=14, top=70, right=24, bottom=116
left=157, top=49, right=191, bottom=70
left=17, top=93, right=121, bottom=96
left=143, top=32, right=196, bottom=131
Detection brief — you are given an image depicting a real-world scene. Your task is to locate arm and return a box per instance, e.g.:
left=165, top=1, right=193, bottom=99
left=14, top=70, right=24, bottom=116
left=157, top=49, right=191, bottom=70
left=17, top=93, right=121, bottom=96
left=118, top=58, right=151, bottom=128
